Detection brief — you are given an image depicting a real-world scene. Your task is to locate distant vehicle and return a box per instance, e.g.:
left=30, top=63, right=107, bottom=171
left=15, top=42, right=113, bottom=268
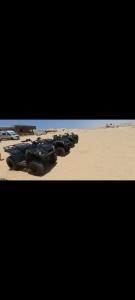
left=105, top=123, right=115, bottom=128
left=0, top=130, right=20, bottom=140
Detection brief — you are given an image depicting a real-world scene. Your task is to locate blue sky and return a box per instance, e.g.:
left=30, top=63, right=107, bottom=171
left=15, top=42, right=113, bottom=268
left=0, top=120, right=135, bottom=129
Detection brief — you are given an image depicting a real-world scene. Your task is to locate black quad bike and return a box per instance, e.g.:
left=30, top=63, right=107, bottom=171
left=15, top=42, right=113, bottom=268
left=4, top=141, right=57, bottom=176
left=53, top=133, right=78, bottom=154
left=36, top=135, right=73, bottom=156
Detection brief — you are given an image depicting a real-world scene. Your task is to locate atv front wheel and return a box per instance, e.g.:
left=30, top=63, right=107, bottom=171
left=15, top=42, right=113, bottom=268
left=28, top=161, right=45, bottom=176
left=55, top=147, right=66, bottom=156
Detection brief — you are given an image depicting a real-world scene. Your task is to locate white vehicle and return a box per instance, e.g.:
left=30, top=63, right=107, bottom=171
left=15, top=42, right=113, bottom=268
left=0, top=130, right=20, bottom=140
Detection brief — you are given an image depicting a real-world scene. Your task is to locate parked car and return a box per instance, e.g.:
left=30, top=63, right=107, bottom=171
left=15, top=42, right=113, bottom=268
left=0, top=130, right=20, bottom=140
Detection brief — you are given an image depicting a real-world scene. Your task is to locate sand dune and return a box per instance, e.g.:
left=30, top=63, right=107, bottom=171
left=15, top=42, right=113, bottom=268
left=0, top=126, right=135, bottom=180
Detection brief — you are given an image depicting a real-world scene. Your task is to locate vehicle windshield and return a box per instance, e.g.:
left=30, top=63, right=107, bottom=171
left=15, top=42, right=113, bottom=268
left=7, top=131, right=17, bottom=135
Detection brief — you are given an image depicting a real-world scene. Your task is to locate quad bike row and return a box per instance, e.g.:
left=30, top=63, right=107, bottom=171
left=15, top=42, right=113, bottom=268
left=4, top=133, right=79, bottom=176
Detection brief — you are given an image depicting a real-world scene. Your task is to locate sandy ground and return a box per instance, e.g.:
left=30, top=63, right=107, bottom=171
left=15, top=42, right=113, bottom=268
left=0, top=126, right=135, bottom=180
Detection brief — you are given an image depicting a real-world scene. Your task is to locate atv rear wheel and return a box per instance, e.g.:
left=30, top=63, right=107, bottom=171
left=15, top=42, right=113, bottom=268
left=55, top=147, right=66, bottom=156
left=28, top=161, right=45, bottom=176
left=6, top=156, right=20, bottom=170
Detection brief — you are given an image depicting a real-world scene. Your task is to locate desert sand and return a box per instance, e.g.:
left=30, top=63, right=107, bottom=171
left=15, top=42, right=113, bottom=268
left=0, top=126, right=135, bottom=180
